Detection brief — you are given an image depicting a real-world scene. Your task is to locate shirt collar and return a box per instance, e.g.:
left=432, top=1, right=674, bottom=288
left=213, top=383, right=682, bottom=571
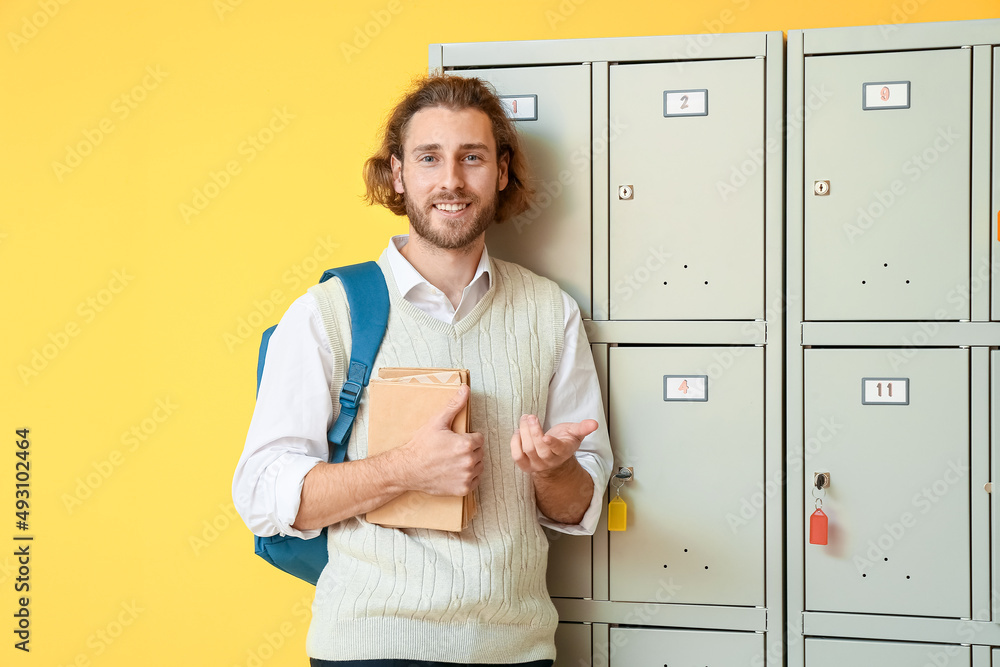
left=387, top=234, right=492, bottom=300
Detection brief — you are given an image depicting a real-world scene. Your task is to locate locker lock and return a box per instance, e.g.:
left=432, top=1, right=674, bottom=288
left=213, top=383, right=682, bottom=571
left=814, top=472, right=830, bottom=489
left=614, top=467, right=634, bottom=482
left=813, top=180, right=830, bottom=196
left=618, top=185, right=634, bottom=200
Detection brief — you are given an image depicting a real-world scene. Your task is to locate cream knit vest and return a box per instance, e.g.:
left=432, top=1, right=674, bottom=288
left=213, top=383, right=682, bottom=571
left=305, top=252, right=565, bottom=663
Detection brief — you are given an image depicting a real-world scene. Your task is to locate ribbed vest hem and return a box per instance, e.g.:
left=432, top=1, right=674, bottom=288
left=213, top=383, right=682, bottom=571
left=305, top=617, right=557, bottom=663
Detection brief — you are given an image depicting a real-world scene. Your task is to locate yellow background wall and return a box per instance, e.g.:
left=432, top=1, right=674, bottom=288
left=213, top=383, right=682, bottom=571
left=1, top=1, right=995, bottom=664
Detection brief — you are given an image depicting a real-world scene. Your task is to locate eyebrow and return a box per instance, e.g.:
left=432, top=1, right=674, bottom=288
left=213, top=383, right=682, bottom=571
left=410, top=142, right=492, bottom=154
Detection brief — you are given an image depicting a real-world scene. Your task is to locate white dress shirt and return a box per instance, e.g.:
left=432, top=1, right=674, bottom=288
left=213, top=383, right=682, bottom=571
left=233, top=236, right=613, bottom=538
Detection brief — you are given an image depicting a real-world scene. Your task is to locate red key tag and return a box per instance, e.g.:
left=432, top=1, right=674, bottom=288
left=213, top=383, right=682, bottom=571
left=809, top=507, right=828, bottom=545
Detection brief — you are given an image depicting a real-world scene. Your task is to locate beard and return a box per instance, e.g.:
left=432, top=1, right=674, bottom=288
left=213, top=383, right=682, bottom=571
left=403, top=181, right=500, bottom=252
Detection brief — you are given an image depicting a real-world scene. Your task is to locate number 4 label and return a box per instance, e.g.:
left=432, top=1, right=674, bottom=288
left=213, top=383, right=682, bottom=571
left=862, top=378, right=909, bottom=405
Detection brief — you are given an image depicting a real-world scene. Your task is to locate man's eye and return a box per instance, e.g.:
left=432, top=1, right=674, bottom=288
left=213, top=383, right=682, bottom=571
left=464, top=155, right=482, bottom=162
left=419, top=155, right=435, bottom=163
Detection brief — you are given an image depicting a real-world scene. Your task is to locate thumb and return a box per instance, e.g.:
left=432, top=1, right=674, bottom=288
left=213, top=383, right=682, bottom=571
left=568, top=419, right=599, bottom=441
left=431, top=384, right=470, bottom=430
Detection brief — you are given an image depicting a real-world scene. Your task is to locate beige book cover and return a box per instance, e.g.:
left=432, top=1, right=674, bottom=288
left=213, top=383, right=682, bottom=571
left=365, top=367, right=476, bottom=531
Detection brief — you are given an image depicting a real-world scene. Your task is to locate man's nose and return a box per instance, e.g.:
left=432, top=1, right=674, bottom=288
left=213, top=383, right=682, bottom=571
left=439, top=158, right=465, bottom=191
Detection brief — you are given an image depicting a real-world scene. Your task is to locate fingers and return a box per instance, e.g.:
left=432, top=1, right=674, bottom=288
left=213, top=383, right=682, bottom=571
left=431, top=384, right=470, bottom=430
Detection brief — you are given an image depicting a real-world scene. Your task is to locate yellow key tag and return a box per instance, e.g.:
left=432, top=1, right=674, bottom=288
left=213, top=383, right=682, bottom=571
left=608, top=496, right=627, bottom=531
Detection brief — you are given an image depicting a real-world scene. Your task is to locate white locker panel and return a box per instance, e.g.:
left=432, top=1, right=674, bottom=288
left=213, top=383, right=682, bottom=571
left=804, top=48, right=972, bottom=321
left=457, top=65, right=593, bottom=317
left=554, top=622, right=591, bottom=667
left=806, top=638, right=971, bottom=667
left=609, top=627, right=763, bottom=666
left=609, top=58, right=765, bottom=321
left=804, top=348, right=971, bottom=618
left=608, top=346, right=764, bottom=606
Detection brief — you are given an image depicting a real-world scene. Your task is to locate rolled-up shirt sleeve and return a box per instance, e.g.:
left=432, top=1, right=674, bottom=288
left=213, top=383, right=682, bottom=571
left=539, top=293, right=614, bottom=536
left=232, top=294, right=334, bottom=539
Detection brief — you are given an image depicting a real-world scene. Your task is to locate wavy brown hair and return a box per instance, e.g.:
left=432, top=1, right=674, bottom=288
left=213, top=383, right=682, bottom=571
left=363, top=75, right=534, bottom=224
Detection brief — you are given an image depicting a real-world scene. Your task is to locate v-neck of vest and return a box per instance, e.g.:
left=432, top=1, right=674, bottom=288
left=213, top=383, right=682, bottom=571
left=379, top=255, right=499, bottom=338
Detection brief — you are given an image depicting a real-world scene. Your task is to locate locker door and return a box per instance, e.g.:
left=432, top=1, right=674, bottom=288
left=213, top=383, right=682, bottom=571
left=609, top=628, right=763, bottom=666
left=804, top=49, right=972, bottom=321
left=993, top=48, right=1000, bottom=321
left=554, top=623, right=591, bottom=667
left=806, top=638, right=971, bottom=667
left=609, top=58, right=765, bottom=321
left=608, top=346, right=764, bottom=606
left=457, top=65, right=593, bottom=317
left=804, top=348, right=971, bottom=618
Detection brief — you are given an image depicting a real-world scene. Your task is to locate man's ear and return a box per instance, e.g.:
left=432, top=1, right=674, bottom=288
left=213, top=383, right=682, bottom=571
left=498, top=151, right=509, bottom=192
left=391, top=155, right=404, bottom=194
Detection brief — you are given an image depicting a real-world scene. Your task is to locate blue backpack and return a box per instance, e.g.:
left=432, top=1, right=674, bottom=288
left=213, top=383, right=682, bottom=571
left=253, top=261, right=389, bottom=585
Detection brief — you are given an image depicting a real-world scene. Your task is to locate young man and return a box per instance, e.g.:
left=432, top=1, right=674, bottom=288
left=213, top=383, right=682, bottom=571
left=233, top=75, right=612, bottom=666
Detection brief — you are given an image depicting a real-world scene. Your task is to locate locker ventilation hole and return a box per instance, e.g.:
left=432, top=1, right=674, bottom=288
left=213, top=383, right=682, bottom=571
left=906, top=280, right=910, bottom=284
left=704, top=566, right=709, bottom=570
left=862, top=280, right=867, bottom=285
left=704, top=281, right=709, bottom=285
left=862, top=574, right=867, bottom=578
left=906, top=575, right=911, bottom=579
left=884, top=558, right=888, bottom=561
left=884, top=263, right=888, bottom=267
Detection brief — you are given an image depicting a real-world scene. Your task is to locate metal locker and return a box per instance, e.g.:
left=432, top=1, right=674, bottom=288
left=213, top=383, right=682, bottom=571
left=609, top=58, right=765, bottom=321
left=994, top=48, right=1000, bottom=322
left=804, top=49, right=972, bottom=321
left=455, top=65, right=593, bottom=317
left=554, top=622, right=591, bottom=667
left=609, top=627, right=763, bottom=666
left=805, top=638, right=971, bottom=667
left=545, top=528, right=591, bottom=598
left=804, top=348, right=971, bottom=618
left=608, top=346, right=765, bottom=606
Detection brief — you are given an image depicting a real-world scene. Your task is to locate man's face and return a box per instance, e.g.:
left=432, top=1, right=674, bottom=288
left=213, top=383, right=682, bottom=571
left=391, top=106, right=509, bottom=251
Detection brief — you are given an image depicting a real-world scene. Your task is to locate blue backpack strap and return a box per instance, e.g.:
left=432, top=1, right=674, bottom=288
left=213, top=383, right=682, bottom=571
left=256, top=325, right=277, bottom=399
left=320, top=261, right=390, bottom=461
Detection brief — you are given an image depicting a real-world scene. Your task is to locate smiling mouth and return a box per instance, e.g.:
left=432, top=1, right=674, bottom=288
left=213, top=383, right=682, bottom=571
left=433, top=202, right=469, bottom=212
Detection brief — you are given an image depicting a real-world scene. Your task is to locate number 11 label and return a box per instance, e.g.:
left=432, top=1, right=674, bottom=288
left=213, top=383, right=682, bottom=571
left=862, top=377, right=909, bottom=405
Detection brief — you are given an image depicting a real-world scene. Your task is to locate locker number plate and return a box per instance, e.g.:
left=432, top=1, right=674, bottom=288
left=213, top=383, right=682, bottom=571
left=862, top=377, right=909, bottom=405
left=663, top=375, right=708, bottom=401
left=663, top=90, right=708, bottom=117
left=862, top=81, right=910, bottom=110
left=499, top=95, right=537, bottom=121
